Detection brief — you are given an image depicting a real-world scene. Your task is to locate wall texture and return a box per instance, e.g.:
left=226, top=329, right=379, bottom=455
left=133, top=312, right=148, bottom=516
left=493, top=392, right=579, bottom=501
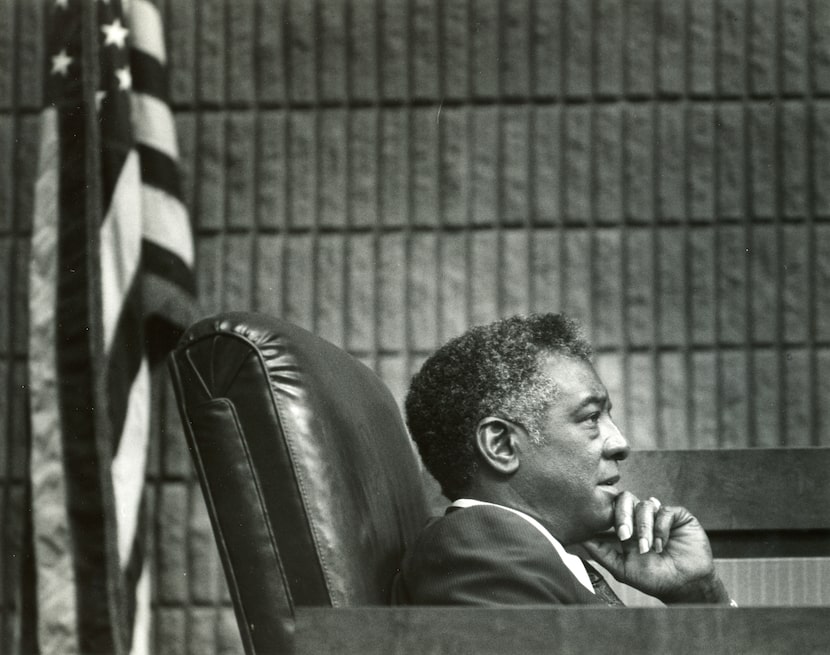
left=1, top=0, right=829, bottom=652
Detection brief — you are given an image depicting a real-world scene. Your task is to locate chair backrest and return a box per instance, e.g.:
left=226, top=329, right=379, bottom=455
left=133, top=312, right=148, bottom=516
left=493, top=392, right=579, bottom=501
left=168, top=312, right=429, bottom=654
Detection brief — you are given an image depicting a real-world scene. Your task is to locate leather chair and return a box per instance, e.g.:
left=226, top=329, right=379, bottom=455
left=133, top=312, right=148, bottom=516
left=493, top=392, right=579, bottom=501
left=167, top=312, right=429, bottom=654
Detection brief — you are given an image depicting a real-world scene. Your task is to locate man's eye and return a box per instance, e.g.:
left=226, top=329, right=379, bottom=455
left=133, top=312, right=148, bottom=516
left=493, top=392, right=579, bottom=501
left=585, top=412, right=600, bottom=424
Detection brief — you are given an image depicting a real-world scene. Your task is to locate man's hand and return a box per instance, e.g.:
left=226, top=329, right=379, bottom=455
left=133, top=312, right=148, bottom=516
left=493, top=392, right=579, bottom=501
left=581, top=491, right=731, bottom=604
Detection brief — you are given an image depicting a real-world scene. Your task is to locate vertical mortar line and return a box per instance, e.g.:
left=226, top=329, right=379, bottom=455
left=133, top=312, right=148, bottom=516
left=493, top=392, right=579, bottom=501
left=773, top=0, right=786, bottom=445
left=640, top=4, right=660, bottom=447
left=618, top=0, right=631, bottom=443
left=618, top=0, right=635, bottom=442
left=708, top=0, right=724, bottom=448
left=712, top=0, right=725, bottom=449
left=587, top=0, right=598, bottom=358
left=400, top=0, right=421, bottom=396
left=527, top=0, right=537, bottom=313
left=623, top=0, right=637, bottom=443
left=310, top=0, right=323, bottom=339
left=382, top=3, right=402, bottom=368
left=495, top=0, right=506, bottom=319
left=461, top=0, right=474, bottom=337
left=558, top=0, right=569, bottom=326
left=428, top=2, right=442, bottom=358
left=249, top=0, right=262, bottom=325
left=342, top=0, right=353, bottom=359
left=220, top=0, right=231, bottom=320
left=281, top=0, right=294, bottom=328
left=743, top=0, right=757, bottom=447
left=650, top=130, right=664, bottom=438
left=680, top=0, right=697, bottom=448
left=636, top=0, right=664, bottom=451
left=370, top=3, right=386, bottom=374
left=373, top=0, right=406, bottom=373
left=181, top=0, right=205, bottom=647
left=377, top=0, right=409, bottom=374
left=277, top=109, right=288, bottom=326
left=804, top=0, right=818, bottom=445
left=437, top=3, right=449, bottom=347
left=634, top=5, right=649, bottom=448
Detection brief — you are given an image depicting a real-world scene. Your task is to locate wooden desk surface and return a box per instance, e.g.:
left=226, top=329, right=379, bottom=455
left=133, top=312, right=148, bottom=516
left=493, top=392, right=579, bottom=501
left=296, top=606, right=830, bottom=655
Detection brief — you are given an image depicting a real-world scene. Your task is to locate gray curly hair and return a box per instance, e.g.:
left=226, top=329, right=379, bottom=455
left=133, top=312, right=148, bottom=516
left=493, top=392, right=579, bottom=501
left=405, top=313, right=592, bottom=500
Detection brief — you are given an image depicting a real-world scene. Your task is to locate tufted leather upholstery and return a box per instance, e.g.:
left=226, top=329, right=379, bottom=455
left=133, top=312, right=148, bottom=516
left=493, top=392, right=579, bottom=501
left=168, top=313, right=429, bottom=654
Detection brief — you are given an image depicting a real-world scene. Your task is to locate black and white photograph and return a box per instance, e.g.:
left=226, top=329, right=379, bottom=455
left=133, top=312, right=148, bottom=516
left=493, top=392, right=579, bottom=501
left=1, top=1, right=829, bottom=653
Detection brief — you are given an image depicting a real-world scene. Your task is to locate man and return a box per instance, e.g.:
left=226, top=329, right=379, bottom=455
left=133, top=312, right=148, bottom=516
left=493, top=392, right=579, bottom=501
left=393, top=313, right=732, bottom=606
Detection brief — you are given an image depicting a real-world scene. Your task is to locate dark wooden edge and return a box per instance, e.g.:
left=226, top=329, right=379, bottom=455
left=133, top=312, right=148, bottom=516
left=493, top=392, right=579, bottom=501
left=707, top=529, right=830, bottom=558
left=295, top=607, right=830, bottom=655
left=621, top=447, right=830, bottom=531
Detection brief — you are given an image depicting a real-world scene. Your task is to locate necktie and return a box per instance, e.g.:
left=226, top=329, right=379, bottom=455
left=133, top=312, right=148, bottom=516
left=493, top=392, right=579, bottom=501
left=582, top=560, right=625, bottom=606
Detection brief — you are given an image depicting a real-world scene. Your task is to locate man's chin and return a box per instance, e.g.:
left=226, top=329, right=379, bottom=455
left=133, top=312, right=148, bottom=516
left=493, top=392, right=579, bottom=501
left=592, top=502, right=616, bottom=534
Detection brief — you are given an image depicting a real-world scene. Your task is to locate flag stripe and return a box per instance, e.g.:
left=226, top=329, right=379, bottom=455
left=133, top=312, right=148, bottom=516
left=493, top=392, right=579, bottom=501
left=101, top=152, right=143, bottom=351
left=131, top=93, right=179, bottom=160
left=107, top=280, right=145, bottom=454
left=142, top=275, right=201, bottom=365
left=99, top=125, right=133, bottom=218
left=144, top=240, right=197, bottom=294
left=129, top=0, right=166, bottom=64
left=112, top=364, right=150, bottom=567
left=141, top=187, right=195, bottom=266
left=130, top=567, right=152, bottom=655
left=130, top=47, right=167, bottom=102
left=123, top=493, right=148, bottom=630
left=138, top=143, right=182, bottom=200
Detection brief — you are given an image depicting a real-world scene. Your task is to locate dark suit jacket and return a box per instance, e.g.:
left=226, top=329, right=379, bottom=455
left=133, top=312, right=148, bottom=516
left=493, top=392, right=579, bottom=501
left=392, top=504, right=605, bottom=605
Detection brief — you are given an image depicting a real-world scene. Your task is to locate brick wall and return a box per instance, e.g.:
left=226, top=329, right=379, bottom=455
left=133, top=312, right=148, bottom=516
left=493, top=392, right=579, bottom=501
left=2, top=0, right=829, bottom=652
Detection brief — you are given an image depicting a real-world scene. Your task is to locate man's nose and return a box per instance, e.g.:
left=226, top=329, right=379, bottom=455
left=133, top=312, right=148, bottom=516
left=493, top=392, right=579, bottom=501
left=602, top=420, right=630, bottom=461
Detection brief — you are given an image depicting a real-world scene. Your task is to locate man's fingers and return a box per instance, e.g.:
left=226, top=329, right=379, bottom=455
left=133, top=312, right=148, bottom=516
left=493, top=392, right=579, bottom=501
left=615, top=493, right=666, bottom=553
left=614, top=491, right=637, bottom=542
left=653, top=507, right=673, bottom=553
left=633, top=498, right=659, bottom=553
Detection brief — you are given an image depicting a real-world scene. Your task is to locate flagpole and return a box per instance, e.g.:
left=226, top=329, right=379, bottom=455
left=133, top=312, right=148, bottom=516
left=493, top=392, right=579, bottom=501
left=80, top=1, right=128, bottom=653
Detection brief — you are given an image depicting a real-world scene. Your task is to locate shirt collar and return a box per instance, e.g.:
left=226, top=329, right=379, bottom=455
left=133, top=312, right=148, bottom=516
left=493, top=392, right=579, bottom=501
left=451, top=498, right=595, bottom=594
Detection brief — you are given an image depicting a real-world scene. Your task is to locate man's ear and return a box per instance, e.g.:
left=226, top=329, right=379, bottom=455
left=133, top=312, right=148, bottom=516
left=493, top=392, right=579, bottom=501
left=475, top=416, right=523, bottom=475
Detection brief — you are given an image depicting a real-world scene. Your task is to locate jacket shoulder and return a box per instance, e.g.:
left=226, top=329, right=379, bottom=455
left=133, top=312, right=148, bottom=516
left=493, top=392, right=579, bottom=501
left=393, top=505, right=600, bottom=606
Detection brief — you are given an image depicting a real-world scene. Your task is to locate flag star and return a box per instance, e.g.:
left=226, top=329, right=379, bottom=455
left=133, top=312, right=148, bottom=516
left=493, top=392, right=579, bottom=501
left=101, top=19, right=129, bottom=48
left=115, top=66, right=132, bottom=90
left=95, top=90, right=107, bottom=110
left=55, top=0, right=68, bottom=8
left=51, top=49, right=73, bottom=76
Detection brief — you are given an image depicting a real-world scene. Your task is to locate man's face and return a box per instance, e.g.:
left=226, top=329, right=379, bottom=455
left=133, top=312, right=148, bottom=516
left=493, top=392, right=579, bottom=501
left=512, top=353, right=630, bottom=544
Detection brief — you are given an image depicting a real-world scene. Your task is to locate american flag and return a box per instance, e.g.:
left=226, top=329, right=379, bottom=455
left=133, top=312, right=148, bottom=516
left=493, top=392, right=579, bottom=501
left=27, top=0, right=196, bottom=653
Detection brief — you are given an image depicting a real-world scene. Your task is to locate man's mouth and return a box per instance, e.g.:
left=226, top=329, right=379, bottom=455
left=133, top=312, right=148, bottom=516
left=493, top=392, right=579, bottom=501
left=597, top=475, right=621, bottom=495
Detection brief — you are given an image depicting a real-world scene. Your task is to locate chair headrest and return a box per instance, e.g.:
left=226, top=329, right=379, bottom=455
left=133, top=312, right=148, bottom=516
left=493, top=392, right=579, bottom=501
left=169, top=312, right=429, bottom=648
